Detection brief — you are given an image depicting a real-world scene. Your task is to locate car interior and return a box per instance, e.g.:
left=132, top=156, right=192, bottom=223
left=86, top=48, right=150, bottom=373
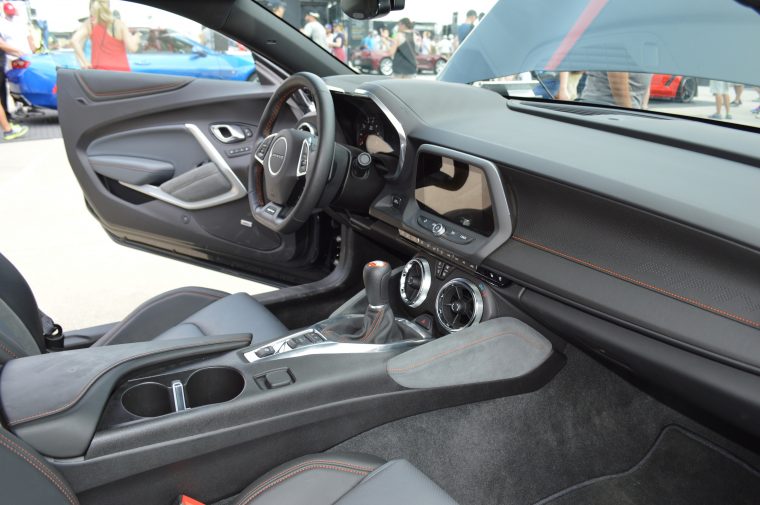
left=2, top=0, right=760, bottom=504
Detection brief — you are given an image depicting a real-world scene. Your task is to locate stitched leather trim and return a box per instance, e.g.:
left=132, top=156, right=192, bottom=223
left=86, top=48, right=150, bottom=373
left=0, top=340, right=19, bottom=359
left=9, top=336, right=245, bottom=426
left=237, top=459, right=375, bottom=505
left=97, top=288, right=224, bottom=346
left=360, top=306, right=386, bottom=342
left=75, top=73, right=189, bottom=98
left=512, top=235, right=760, bottom=330
left=0, top=432, right=78, bottom=505
left=388, top=329, right=544, bottom=374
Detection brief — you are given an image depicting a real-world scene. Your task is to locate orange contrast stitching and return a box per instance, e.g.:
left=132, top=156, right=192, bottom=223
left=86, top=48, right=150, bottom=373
left=512, top=235, right=760, bottom=329
left=0, top=340, right=19, bottom=359
left=0, top=433, right=78, bottom=505
left=388, top=330, right=537, bottom=374
left=238, top=460, right=374, bottom=505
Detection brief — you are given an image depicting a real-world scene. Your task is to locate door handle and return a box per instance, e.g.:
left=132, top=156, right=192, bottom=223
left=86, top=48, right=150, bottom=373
left=210, top=124, right=246, bottom=144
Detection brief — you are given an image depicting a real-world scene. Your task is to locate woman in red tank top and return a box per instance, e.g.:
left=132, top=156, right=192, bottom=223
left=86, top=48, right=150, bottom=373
left=72, top=0, right=138, bottom=72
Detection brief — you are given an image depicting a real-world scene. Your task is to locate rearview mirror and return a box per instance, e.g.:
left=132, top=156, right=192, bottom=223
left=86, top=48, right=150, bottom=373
left=340, top=0, right=406, bottom=20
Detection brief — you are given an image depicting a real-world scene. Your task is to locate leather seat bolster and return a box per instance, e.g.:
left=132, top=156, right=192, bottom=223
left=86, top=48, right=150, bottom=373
left=154, top=292, right=288, bottom=345
left=95, top=287, right=228, bottom=346
left=233, top=453, right=385, bottom=505
left=0, top=427, right=79, bottom=505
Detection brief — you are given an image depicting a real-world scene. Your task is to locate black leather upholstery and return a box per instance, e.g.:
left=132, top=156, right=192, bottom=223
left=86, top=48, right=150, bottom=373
left=0, top=426, right=79, bottom=505
left=0, top=253, right=288, bottom=363
left=0, top=440, right=458, bottom=505
left=0, top=253, right=45, bottom=359
left=232, top=453, right=459, bottom=505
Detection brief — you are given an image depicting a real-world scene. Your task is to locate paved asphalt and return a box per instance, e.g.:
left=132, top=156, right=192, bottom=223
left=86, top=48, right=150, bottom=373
left=0, top=138, right=274, bottom=330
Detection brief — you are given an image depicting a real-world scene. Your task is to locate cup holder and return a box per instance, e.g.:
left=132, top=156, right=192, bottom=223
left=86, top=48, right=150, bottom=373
left=122, top=382, right=172, bottom=418
left=186, top=367, right=245, bottom=408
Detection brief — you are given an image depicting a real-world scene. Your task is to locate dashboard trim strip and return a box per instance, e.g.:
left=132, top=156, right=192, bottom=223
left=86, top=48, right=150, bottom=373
left=512, top=235, right=760, bottom=330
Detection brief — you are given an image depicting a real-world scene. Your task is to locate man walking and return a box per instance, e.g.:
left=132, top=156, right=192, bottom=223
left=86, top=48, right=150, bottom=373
left=457, top=9, right=478, bottom=44
left=0, top=2, right=32, bottom=118
left=301, top=12, right=328, bottom=50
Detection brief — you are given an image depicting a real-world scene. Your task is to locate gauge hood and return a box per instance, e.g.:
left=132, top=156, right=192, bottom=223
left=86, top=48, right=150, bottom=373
left=440, top=0, right=760, bottom=86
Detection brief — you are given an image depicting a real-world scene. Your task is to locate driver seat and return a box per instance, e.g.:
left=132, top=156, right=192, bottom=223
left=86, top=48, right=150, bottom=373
left=0, top=252, right=288, bottom=363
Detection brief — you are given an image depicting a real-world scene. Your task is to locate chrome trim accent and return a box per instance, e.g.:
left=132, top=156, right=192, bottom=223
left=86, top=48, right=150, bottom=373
left=171, top=380, right=187, bottom=412
left=121, top=123, right=246, bottom=210
left=267, top=136, right=288, bottom=176
left=298, top=122, right=316, bottom=135
left=435, top=278, right=484, bottom=332
left=210, top=124, right=245, bottom=143
left=400, top=258, right=432, bottom=308
left=326, top=85, right=346, bottom=94
left=243, top=321, right=428, bottom=363
left=297, top=138, right=310, bottom=177
left=354, top=88, right=406, bottom=179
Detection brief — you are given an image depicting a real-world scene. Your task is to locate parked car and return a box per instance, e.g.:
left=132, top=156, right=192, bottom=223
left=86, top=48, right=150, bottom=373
left=7, top=29, right=256, bottom=110
left=649, top=74, right=698, bottom=102
left=351, top=47, right=447, bottom=76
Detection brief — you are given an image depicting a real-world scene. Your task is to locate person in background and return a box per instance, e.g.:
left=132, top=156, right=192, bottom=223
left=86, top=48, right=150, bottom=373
left=329, top=23, right=347, bottom=63
left=386, top=18, right=416, bottom=79
left=708, top=80, right=732, bottom=120
left=436, top=34, right=453, bottom=56
left=420, top=31, right=432, bottom=55
left=731, top=84, right=744, bottom=106
left=0, top=94, right=26, bottom=139
left=271, top=1, right=285, bottom=18
left=72, top=0, right=138, bottom=71
left=457, top=9, right=478, bottom=44
left=0, top=1, right=33, bottom=118
left=580, top=72, right=652, bottom=110
left=377, top=27, right=391, bottom=51
left=361, top=29, right=377, bottom=51
left=301, top=12, right=328, bottom=50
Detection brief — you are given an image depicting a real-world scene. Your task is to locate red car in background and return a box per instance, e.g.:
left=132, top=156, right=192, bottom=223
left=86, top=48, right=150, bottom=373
left=351, top=48, right=448, bottom=76
left=649, top=74, right=698, bottom=102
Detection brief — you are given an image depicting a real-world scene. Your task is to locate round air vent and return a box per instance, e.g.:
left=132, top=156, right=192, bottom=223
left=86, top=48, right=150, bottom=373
left=399, top=258, right=431, bottom=308
left=298, top=123, right=316, bottom=135
left=435, top=278, right=484, bottom=332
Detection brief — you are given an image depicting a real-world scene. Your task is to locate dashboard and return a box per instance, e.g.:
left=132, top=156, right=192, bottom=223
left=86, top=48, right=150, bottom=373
left=322, top=74, right=760, bottom=439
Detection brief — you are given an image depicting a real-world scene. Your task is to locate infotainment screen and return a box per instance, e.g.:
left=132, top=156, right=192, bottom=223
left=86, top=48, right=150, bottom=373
left=415, top=153, right=494, bottom=236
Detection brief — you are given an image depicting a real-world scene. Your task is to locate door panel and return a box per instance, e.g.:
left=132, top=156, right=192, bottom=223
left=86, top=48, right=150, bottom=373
left=58, top=69, right=334, bottom=285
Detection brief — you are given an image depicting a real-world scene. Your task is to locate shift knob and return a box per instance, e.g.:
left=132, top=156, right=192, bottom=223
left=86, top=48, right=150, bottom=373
left=364, top=260, right=391, bottom=307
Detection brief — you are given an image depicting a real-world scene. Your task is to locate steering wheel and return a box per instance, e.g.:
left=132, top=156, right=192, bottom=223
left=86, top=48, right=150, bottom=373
left=249, top=72, right=336, bottom=234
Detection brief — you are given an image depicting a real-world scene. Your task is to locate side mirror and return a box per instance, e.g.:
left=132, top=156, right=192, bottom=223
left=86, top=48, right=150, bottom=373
left=191, top=46, right=208, bottom=58
left=341, top=0, right=406, bottom=20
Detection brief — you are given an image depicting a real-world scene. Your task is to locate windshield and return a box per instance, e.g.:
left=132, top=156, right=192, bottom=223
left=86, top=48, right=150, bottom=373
left=265, top=1, right=756, bottom=128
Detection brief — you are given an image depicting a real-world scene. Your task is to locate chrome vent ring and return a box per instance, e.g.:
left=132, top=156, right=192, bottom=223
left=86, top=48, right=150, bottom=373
left=399, top=258, right=431, bottom=308
left=435, top=278, right=484, bottom=332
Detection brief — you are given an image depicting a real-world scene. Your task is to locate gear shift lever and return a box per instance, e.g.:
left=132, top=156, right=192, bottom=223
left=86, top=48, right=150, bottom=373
left=364, top=260, right=391, bottom=308
left=317, top=260, right=399, bottom=344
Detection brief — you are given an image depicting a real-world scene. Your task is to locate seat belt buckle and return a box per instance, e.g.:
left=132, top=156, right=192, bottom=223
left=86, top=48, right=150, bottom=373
left=174, top=496, right=205, bottom=505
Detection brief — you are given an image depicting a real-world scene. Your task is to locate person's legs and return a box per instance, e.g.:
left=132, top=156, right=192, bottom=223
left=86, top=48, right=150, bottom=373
left=0, top=64, right=8, bottom=116
left=714, top=94, right=722, bottom=114
left=732, top=84, right=744, bottom=105
left=0, top=103, right=28, bottom=139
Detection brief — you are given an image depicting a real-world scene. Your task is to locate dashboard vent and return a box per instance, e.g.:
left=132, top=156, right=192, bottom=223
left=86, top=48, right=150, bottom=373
left=435, top=278, right=484, bottom=332
left=400, top=258, right=431, bottom=309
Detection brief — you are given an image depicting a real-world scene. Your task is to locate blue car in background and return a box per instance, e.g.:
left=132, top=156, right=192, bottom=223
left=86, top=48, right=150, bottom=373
left=7, top=29, right=256, bottom=110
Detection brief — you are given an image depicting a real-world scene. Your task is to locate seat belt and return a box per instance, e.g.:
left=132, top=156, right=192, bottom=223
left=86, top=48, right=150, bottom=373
left=39, top=310, right=64, bottom=350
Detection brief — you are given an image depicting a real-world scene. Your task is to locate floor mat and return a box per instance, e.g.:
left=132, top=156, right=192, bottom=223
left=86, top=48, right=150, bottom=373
left=534, top=426, right=760, bottom=505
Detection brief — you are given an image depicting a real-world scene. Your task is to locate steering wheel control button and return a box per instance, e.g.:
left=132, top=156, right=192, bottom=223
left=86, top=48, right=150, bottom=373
left=432, top=222, right=446, bottom=236
left=255, top=346, right=275, bottom=358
